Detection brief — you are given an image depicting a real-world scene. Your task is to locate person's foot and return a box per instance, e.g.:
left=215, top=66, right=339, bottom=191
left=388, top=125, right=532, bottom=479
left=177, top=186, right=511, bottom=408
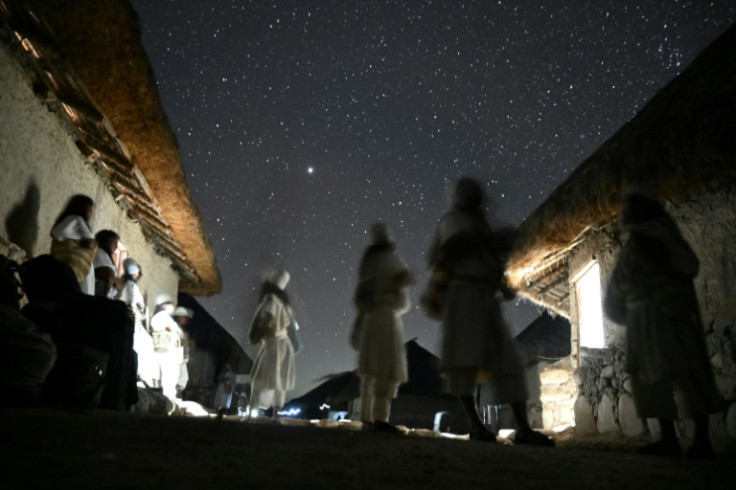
left=372, top=421, right=402, bottom=434
left=636, top=440, right=681, bottom=457
left=470, top=426, right=497, bottom=443
left=514, top=429, right=555, bottom=447
left=685, top=444, right=716, bottom=461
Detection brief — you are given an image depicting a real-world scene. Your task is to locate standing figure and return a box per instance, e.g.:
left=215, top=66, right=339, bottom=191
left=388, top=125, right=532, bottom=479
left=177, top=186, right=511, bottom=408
left=150, top=294, right=183, bottom=401
left=424, top=177, right=553, bottom=445
left=93, top=229, right=122, bottom=299
left=118, top=258, right=159, bottom=388
left=248, top=269, right=296, bottom=417
left=351, top=222, right=412, bottom=433
left=172, top=306, right=194, bottom=399
left=49, top=194, right=97, bottom=294
left=604, top=189, right=722, bottom=459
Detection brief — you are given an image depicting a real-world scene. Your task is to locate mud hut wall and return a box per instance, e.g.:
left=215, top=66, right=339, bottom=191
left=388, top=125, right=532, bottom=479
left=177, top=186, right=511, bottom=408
left=0, top=41, right=179, bottom=311
left=671, top=184, right=736, bottom=447
left=668, top=184, right=736, bottom=405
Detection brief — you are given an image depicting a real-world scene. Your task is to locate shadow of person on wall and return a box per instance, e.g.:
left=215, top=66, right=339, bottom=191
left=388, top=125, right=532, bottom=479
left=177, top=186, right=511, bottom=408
left=5, top=180, right=40, bottom=257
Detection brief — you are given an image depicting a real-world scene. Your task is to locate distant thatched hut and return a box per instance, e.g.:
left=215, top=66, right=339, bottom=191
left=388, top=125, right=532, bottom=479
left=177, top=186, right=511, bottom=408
left=506, top=25, right=736, bottom=444
left=177, top=293, right=252, bottom=410
left=284, top=339, right=470, bottom=433
left=0, top=0, right=219, bottom=305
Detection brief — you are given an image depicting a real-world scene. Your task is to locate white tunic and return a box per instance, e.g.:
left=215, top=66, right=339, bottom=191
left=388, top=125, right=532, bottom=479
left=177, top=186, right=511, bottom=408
left=151, top=310, right=184, bottom=399
left=429, top=210, right=527, bottom=402
left=354, top=246, right=410, bottom=392
left=249, top=293, right=296, bottom=408
left=93, top=250, right=117, bottom=299
left=118, top=280, right=159, bottom=386
left=50, top=215, right=95, bottom=294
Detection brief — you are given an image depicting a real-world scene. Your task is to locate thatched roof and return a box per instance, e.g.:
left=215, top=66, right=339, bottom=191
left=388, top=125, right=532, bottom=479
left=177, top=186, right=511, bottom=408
left=506, top=24, right=736, bottom=313
left=177, top=293, right=252, bottom=375
left=284, top=339, right=444, bottom=415
left=0, top=0, right=220, bottom=295
left=514, top=312, right=571, bottom=364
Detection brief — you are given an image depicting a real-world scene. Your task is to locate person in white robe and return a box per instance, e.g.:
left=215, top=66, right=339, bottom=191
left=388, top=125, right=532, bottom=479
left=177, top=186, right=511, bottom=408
left=424, top=177, right=553, bottom=446
left=351, top=222, right=411, bottom=432
left=49, top=194, right=97, bottom=294
left=92, top=229, right=122, bottom=299
left=172, top=306, right=194, bottom=398
left=604, top=188, right=722, bottom=459
left=248, top=269, right=296, bottom=415
left=150, top=294, right=183, bottom=401
left=117, top=258, right=160, bottom=388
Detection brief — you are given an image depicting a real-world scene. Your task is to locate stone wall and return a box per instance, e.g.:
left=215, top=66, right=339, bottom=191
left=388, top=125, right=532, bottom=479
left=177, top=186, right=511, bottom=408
left=539, top=357, right=576, bottom=430
left=0, top=39, right=180, bottom=310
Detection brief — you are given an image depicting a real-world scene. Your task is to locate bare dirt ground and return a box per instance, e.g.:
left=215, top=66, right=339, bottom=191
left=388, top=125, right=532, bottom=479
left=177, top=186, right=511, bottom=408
left=0, top=409, right=733, bottom=490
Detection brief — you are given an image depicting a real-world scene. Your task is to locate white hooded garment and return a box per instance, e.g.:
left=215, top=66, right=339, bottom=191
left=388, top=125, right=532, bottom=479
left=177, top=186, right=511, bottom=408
left=354, top=246, right=410, bottom=391
left=249, top=293, right=296, bottom=409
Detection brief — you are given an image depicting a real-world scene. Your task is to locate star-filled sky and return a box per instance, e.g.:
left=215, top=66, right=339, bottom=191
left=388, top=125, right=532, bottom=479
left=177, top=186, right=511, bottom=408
left=130, top=0, right=735, bottom=398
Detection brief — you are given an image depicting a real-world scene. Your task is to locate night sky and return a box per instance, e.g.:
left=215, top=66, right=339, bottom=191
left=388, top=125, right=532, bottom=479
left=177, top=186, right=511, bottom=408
left=129, top=0, right=735, bottom=398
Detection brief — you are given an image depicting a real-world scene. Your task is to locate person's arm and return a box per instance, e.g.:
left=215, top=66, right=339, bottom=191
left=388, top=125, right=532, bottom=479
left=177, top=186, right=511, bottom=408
left=249, top=311, right=273, bottom=344
left=52, top=215, right=97, bottom=248
left=72, top=216, right=97, bottom=249
left=95, top=266, right=115, bottom=284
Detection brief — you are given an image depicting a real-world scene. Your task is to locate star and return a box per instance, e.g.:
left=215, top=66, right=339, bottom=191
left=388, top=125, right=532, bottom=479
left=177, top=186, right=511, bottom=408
left=130, top=0, right=736, bottom=399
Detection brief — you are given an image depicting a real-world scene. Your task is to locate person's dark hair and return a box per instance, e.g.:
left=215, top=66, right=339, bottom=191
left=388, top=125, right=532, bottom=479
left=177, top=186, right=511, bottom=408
left=95, top=229, right=120, bottom=258
left=621, top=193, right=667, bottom=226
left=53, top=194, right=94, bottom=227
left=452, top=177, right=485, bottom=212
left=259, top=280, right=290, bottom=306
left=154, top=303, right=171, bottom=315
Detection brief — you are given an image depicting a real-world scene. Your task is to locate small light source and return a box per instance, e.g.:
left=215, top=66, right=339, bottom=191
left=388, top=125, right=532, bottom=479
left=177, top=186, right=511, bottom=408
left=575, top=261, right=605, bottom=349
left=249, top=408, right=260, bottom=418
left=278, top=408, right=301, bottom=417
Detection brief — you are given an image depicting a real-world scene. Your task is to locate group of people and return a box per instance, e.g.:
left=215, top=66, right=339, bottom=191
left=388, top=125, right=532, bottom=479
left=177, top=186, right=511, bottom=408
left=246, top=178, right=553, bottom=444
left=246, top=177, right=721, bottom=456
left=15, top=182, right=719, bottom=454
left=348, top=177, right=553, bottom=444
left=49, top=194, right=194, bottom=404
